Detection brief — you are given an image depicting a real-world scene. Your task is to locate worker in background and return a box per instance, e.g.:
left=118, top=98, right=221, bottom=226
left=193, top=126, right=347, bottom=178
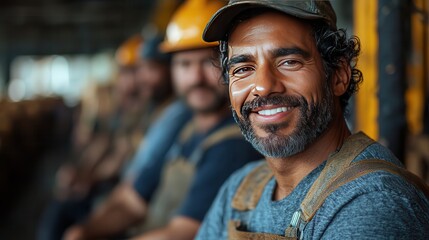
left=197, top=0, right=429, bottom=239
left=54, top=35, right=147, bottom=202
left=38, top=34, right=175, bottom=240
left=63, top=0, right=262, bottom=239
left=122, top=35, right=192, bottom=183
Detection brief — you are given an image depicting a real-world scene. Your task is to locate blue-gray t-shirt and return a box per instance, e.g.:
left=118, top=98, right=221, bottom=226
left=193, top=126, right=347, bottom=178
left=197, top=142, right=429, bottom=239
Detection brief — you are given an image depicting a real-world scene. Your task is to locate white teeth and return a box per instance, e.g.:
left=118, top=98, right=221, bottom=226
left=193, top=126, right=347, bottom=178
left=258, top=107, right=291, bottom=116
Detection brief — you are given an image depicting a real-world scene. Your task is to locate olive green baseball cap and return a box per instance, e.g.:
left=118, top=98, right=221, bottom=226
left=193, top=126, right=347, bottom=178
left=203, top=0, right=337, bottom=42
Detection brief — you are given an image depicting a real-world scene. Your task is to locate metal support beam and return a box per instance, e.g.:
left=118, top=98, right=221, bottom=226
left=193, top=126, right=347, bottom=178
left=377, top=0, right=407, bottom=160
left=354, top=0, right=379, bottom=139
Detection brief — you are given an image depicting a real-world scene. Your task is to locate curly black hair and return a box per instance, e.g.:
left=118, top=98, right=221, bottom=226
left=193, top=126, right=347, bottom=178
left=312, top=22, right=363, bottom=113
left=218, top=9, right=363, bottom=114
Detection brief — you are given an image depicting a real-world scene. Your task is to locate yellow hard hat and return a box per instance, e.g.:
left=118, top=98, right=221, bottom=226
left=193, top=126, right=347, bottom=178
left=115, top=35, right=143, bottom=67
left=159, top=0, right=226, bottom=53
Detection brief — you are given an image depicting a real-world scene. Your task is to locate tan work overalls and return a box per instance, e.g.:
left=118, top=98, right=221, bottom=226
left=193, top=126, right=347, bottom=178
left=228, top=132, right=429, bottom=240
left=139, top=121, right=243, bottom=232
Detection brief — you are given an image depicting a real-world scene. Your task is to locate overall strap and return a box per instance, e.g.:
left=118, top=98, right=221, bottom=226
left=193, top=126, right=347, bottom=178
left=300, top=132, right=374, bottom=221
left=285, top=132, right=375, bottom=238
left=179, top=121, right=195, bottom=143
left=231, top=162, right=273, bottom=211
left=163, top=120, right=195, bottom=163
left=324, top=159, right=429, bottom=201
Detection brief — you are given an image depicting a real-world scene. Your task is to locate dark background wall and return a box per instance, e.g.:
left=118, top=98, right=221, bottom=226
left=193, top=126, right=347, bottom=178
left=0, top=1, right=157, bottom=239
left=0, top=0, right=156, bottom=88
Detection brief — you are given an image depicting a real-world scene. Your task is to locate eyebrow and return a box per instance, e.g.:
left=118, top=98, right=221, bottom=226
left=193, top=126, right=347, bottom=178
left=271, top=47, right=310, bottom=59
left=227, top=54, right=253, bottom=71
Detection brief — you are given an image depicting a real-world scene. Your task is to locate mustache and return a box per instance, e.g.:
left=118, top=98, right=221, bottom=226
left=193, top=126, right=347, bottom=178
left=241, top=95, right=304, bottom=118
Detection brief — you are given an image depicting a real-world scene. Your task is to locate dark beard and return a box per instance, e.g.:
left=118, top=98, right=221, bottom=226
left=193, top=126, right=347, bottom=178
left=232, top=86, right=334, bottom=158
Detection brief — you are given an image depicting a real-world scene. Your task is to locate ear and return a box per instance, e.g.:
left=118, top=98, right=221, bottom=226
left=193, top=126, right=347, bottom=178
left=332, top=59, right=351, bottom=96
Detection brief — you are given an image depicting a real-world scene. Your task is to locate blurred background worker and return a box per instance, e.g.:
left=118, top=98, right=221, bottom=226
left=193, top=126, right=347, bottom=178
left=62, top=0, right=262, bottom=239
left=53, top=35, right=145, bottom=202
left=37, top=34, right=176, bottom=240
left=121, top=35, right=191, bottom=183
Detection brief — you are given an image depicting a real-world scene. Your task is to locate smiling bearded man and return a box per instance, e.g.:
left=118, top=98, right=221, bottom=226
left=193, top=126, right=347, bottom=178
left=233, top=83, right=334, bottom=158
left=195, top=1, right=429, bottom=240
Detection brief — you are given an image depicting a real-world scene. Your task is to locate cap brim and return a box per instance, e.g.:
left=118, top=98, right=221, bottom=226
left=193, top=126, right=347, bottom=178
left=203, top=1, right=326, bottom=42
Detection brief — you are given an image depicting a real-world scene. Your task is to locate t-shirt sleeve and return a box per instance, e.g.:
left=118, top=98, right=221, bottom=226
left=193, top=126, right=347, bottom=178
left=175, top=139, right=262, bottom=222
left=132, top=152, right=166, bottom=201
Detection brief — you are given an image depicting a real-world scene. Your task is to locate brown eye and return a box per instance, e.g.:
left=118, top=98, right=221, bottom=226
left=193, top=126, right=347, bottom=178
left=279, top=59, right=303, bottom=70
left=283, top=60, right=300, bottom=66
left=231, top=66, right=254, bottom=78
left=234, top=67, right=252, bottom=74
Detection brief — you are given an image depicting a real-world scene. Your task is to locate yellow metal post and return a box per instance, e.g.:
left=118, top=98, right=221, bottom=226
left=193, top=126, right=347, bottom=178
left=425, top=0, right=429, bottom=121
left=405, top=0, right=429, bottom=179
left=354, top=0, right=379, bottom=139
left=406, top=0, right=426, bottom=135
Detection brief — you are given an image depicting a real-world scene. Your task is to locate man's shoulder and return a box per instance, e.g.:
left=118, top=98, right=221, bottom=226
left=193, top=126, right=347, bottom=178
left=336, top=139, right=426, bottom=204
left=349, top=139, right=428, bottom=198
left=327, top=167, right=428, bottom=203
left=354, top=140, right=402, bottom=165
left=319, top=141, right=429, bottom=220
left=311, top=168, right=429, bottom=239
left=310, top=137, right=429, bottom=225
left=308, top=141, right=429, bottom=238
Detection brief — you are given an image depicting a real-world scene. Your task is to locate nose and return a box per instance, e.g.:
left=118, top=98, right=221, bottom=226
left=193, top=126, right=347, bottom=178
left=251, top=64, right=285, bottom=97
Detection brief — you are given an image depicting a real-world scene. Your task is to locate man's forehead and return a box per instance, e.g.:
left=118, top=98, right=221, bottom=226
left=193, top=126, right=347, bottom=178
left=227, top=11, right=315, bottom=54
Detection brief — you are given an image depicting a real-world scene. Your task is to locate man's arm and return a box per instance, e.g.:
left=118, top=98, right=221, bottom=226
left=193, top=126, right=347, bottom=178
left=132, top=216, right=200, bottom=240
left=63, top=183, right=147, bottom=240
